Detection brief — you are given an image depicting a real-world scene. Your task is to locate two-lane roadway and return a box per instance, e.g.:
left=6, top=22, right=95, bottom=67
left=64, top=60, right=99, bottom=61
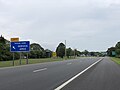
left=0, top=57, right=119, bottom=90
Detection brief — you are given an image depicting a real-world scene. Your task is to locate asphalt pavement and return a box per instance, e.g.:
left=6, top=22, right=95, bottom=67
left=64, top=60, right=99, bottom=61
left=62, top=57, right=120, bottom=90
left=0, top=57, right=119, bottom=90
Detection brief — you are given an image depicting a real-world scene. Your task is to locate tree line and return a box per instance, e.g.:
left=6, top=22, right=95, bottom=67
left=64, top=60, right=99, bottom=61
left=56, top=43, right=81, bottom=58
left=0, top=36, right=52, bottom=61
left=0, top=36, right=81, bottom=60
left=0, top=35, right=105, bottom=61
left=107, top=41, right=120, bottom=57
left=56, top=43, right=107, bottom=58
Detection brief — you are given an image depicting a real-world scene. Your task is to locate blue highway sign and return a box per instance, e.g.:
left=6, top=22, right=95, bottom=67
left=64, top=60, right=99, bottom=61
left=10, top=41, right=30, bottom=52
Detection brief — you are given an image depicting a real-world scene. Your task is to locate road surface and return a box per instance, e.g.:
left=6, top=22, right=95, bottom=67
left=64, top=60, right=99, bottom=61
left=62, top=57, right=120, bottom=90
left=0, top=57, right=120, bottom=90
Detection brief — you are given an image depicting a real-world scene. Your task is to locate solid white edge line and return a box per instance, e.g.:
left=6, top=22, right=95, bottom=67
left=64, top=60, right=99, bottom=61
left=54, top=58, right=103, bottom=90
left=33, top=68, right=47, bottom=73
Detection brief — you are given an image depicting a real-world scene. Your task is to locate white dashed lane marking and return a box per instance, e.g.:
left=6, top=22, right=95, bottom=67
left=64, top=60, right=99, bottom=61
left=33, top=68, right=47, bottom=73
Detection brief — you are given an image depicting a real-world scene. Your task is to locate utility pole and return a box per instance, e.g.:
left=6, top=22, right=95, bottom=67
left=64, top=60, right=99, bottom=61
left=20, top=52, right=22, bottom=65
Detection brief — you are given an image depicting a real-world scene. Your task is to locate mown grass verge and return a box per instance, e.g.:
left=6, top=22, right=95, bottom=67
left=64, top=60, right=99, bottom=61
left=0, top=57, right=77, bottom=68
left=111, top=57, right=120, bottom=65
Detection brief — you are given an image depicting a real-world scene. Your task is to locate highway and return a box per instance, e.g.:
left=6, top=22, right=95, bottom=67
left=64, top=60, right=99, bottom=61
left=0, top=57, right=120, bottom=90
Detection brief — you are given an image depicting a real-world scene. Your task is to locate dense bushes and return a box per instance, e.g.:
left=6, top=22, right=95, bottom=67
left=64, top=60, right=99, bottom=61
left=107, top=41, right=120, bottom=57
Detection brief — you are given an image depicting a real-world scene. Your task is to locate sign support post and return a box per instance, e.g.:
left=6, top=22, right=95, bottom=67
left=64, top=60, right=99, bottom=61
left=13, top=52, right=15, bottom=66
left=20, top=52, right=22, bottom=65
left=26, top=53, right=28, bottom=64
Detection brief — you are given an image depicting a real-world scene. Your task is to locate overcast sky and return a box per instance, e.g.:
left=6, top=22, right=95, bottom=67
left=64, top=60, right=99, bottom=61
left=0, top=0, right=120, bottom=51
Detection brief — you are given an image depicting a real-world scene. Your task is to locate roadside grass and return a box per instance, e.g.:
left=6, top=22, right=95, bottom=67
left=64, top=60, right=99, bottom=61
left=0, top=57, right=76, bottom=68
left=110, top=57, right=120, bottom=65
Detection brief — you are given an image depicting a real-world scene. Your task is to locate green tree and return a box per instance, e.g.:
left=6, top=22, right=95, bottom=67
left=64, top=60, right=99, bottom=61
left=56, top=43, right=65, bottom=58
left=107, top=47, right=116, bottom=57
left=0, top=35, right=6, bottom=44
left=29, top=43, right=45, bottom=58
left=30, top=43, right=44, bottom=51
left=66, top=48, right=72, bottom=58
left=0, top=43, right=16, bottom=61
left=83, top=50, right=89, bottom=56
left=115, top=42, right=120, bottom=57
left=45, top=49, right=52, bottom=58
left=75, top=49, right=81, bottom=56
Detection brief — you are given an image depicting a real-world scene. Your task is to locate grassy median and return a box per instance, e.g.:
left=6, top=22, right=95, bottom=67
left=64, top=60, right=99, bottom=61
left=0, top=57, right=76, bottom=68
left=111, top=57, right=120, bottom=65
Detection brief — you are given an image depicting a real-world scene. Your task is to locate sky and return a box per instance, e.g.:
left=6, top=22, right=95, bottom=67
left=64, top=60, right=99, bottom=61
left=0, top=0, right=120, bottom=51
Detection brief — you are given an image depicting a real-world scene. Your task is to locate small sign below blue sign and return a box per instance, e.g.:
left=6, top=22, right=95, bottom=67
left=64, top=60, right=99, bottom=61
left=10, top=41, right=30, bottom=52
